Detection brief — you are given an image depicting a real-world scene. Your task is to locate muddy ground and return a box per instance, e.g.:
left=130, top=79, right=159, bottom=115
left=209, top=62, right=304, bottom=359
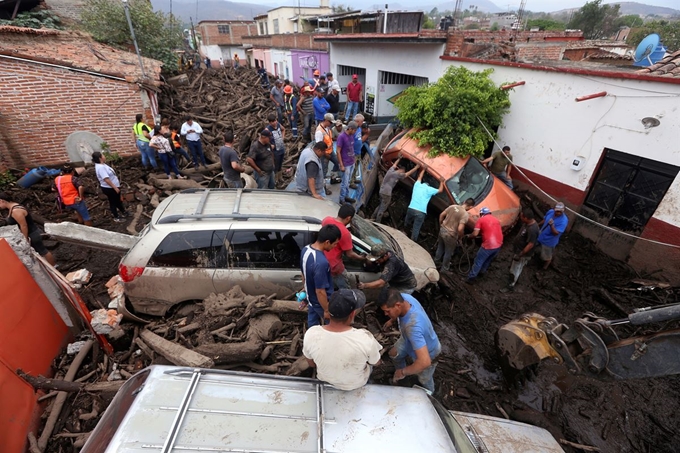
left=18, top=161, right=678, bottom=453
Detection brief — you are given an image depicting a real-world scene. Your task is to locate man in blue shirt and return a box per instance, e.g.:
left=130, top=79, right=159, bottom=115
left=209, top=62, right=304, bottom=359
left=312, top=87, right=330, bottom=125
left=380, top=288, right=441, bottom=393
left=301, top=224, right=341, bottom=327
left=404, top=166, right=444, bottom=241
left=536, top=202, right=569, bottom=269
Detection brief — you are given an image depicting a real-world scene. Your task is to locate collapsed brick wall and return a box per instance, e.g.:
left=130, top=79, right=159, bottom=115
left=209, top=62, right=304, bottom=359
left=444, top=30, right=583, bottom=58
left=0, top=58, right=145, bottom=168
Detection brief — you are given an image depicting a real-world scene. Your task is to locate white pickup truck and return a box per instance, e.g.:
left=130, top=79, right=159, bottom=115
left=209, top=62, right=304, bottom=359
left=82, top=366, right=563, bottom=453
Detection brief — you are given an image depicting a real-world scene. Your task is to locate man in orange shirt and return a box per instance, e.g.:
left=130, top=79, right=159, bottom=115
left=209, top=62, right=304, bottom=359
left=322, top=204, right=368, bottom=289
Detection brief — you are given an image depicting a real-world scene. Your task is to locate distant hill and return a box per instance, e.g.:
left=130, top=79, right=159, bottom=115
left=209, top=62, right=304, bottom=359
left=151, top=0, right=269, bottom=23
left=345, top=0, right=502, bottom=13
left=549, top=2, right=680, bottom=17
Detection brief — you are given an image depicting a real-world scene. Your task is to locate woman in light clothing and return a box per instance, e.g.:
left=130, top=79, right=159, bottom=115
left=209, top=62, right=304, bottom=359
left=92, top=152, right=127, bottom=223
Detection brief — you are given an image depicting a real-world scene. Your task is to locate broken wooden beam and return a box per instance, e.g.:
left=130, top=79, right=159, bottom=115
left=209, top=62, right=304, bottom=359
left=139, top=329, right=215, bottom=368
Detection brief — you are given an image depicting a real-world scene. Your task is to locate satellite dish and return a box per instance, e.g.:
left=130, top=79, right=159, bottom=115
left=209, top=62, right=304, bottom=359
left=633, top=33, right=666, bottom=67
left=64, top=131, right=106, bottom=164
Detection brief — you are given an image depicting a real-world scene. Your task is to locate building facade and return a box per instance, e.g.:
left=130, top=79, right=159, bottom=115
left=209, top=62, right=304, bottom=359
left=198, top=20, right=257, bottom=67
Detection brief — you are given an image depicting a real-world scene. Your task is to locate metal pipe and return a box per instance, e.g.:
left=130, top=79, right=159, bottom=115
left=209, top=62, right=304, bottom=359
left=0, top=54, right=126, bottom=81
left=501, top=81, right=526, bottom=90
left=122, top=0, right=147, bottom=79
left=383, top=4, right=388, bottom=34
left=575, top=91, right=607, bottom=102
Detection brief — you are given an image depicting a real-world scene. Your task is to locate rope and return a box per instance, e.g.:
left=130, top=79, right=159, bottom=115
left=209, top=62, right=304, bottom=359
left=476, top=117, right=680, bottom=250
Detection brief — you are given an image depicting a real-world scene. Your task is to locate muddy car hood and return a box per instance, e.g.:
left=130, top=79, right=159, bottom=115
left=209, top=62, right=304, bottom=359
left=450, top=411, right=564, bottom=453
left=377, top=224, right=439, bottom=287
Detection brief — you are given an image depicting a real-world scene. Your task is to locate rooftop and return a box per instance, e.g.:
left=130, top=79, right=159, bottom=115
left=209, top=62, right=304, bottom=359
left=198, top=20, right=255, bottom=25
left=315, top=30, right=447, bottom=43
left=636, top=49, right=680, bottom=79
left=0, top=26, right=162, bottom=85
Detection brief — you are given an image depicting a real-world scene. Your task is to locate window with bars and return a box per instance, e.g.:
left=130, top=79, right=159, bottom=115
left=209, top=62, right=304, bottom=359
left=217, top=25, right=230, bottom=34
left=337, top=65, right=366, bottom=76
left=273, top=19, right=279, bottom=34
left=379, top=71, right=428, bottom=86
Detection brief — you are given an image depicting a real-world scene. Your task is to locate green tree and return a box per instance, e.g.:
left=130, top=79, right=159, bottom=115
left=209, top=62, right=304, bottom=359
left=422, top=16, right=436, bottom=29
left=614, top=14, right=643, bottom=28
left=490, top=22, right=500, bottom=31
left=628, top=20, right=680, bottom=51
left=567, top=0, right=620, bottom=39
left=394, top=66, right=511, bottom=158
left=81, top=0, right=184, bottom=72
left=332, top=3, right=352, bottom=13
left=0, top=10, right=62, bottom=29
left=526, top=18, right=566, bottom=31
left=429, top=7, right=439, bottom=17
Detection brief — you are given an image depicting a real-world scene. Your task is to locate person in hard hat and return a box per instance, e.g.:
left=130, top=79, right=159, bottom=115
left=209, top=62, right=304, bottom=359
left=465, top=207, right=503, bottom=283
left=536, top=202, right=569, bottom=270
left=309, top=69, right=321, bottom=90
left=283, top=85, right=298, bottom=138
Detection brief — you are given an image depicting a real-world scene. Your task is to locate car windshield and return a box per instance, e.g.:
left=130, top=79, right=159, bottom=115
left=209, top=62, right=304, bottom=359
left=446, top=158, right=491, bottom=204
left=351, top=216, right=398, bottom=255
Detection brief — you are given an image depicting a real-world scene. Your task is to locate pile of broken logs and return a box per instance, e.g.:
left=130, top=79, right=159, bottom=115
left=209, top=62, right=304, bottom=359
left=25, top=285, right=397, bottom=452
left=159, top=66, right=280, bottom=161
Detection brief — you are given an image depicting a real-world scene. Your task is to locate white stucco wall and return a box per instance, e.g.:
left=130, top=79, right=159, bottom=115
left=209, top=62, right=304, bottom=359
left=441, top=60, right=680, bottom=227
left=268, top=7, right=331, bottom=35
left=270, top=49, right=293, bottom=80
left=329, top=42, right=446, bottom=115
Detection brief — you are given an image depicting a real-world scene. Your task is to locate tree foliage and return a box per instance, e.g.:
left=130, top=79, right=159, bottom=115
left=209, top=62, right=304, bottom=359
left=629, top=20, right=680, bottom=51
left=422, top=16, right=436, bottom=29
left=567, top=0, right=620, bottom=39
left=394, top=66, right=511, bottom=158
left=0, top=10, right=62, bottom=29
left=614, top=14, right=643, bottom=29
left=81, top=0, right=184, bottom=72
left=526, top=18, right=566, bottom=31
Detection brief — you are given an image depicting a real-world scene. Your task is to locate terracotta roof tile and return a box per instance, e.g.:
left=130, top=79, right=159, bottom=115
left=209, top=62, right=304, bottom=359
left=634, top=51, right=680, bottom=78
left=0, top=26, right=162, bottom=85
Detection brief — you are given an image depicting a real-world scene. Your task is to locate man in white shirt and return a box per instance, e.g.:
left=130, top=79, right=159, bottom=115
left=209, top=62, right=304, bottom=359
left=180, top=116, right=207, bottom=169
left=303, top=289, right=382, bottom=391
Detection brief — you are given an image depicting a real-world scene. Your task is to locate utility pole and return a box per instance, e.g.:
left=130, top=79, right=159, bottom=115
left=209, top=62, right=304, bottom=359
left=122, top=0, right=146, bottom=79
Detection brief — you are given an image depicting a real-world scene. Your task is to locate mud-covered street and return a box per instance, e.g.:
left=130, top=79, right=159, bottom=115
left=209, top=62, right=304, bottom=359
left=5, top=159, right=678, bottom=453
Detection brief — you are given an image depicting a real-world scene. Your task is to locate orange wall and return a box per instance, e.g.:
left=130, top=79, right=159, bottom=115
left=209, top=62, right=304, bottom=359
left=0, top=239, right=71, bottom=452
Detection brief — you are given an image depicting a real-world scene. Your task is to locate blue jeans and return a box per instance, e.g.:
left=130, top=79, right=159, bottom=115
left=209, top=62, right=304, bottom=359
left=224, top=178, right=243, bottom=188
left=158, top=152, right=181, bottom=176
left=340, top=163, right=354, bottom=202
left=136, top=140, right=157, bottom=169
left=66, top=200, right=91, bottom=221
left=275, top=105, right=284, bottom=125
left=187, top=140, right=207, bottom=167
left=302, top=113, right=314, bottom=140
left=391, top=337, right=440, bottom=393
left=288, top=112, right=299, bottom=137
left=274, top=150, right=285, bottom=172
left=345, top=101, right=359, bottom=121
left=173, top=146, right=191, bottom=163
left=468, top=246, right=501, bottom=280
left=404, top=208, right=426, bottom=242
left=322, top=152, right=340, bottom=178
left=332, top=271, right=350, bottom=290
left=494, top=171, right=514, bottom=189
left=254, top=170, right=276, bottom=189
left=307, top=303, right=326, bottom=327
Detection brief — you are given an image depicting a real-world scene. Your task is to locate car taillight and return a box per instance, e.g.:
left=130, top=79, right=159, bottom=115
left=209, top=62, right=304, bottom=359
left=119, top=263, right=144, bottom=282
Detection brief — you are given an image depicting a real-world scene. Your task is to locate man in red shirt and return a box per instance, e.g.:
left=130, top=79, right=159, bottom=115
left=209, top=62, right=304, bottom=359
left=321, top=204, right=368, bottom=289
left=344, top=74, right=363, bottom=122
left=464, top=207, right=503, bottom=283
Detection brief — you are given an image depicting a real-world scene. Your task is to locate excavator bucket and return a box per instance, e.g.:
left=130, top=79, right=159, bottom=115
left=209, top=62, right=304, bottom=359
left=497, top=313, right=563, bottom=370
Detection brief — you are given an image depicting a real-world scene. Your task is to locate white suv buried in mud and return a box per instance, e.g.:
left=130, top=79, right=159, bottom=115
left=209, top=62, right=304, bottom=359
left=119, top=189, right=439, bottom=316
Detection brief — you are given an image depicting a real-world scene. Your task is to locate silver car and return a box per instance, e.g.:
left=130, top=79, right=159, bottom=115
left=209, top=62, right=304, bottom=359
left=82, top=366, right=564, bottom=452
left=119, top=189, right=439, bottom=316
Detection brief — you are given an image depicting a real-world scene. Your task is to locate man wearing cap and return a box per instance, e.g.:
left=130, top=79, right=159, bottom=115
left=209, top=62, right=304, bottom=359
left=465, top=207, right=503, bottom=283
left=317, top=74, right=329, bottom=95
left=436, top=198, right=475, bottom=272
left=303, top=289, right=382, bottom=391
left=270, top=79, right=285, bottom=125
left=181, top=115, right=207, bottom=169
left=322, top=204, right=368, bottom=289
left=246, top=129, right=276, bottom=189
left=536, top=202, right=568, bottom=270
left=345, top=75, right=363, bottom=122
left=481, top=145, right=514, bottom=189
left=266, top=113, right=286, bottom=181
left=358, top=244, right=417, bottom=294
left=283, top=85, right=298, bottom=138
left=380, top=288, right=441, bottom=393
left=337, top=121, right=357, bottom=204
left=308, top=69, right=321, bottom=90
left=313, top=87, right=331, bottom=126
left=325, top=86, right=340, bottom=119
left=301, top=224, right=341, bottom=327
left=297, top=86, right=315, bottom=143
left=294, top=142, right=327, bottom=199
left=404, top=167, right=445, bottom=242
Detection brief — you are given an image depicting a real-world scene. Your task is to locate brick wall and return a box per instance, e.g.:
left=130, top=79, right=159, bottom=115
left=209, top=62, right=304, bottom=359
left=516, top=43, right=565, bottom=61
left=444, top=30, right=583, bottom=57
left=241, top=33, right=329, bottom=51
left=0, top=59, right=146, bottom=169
left=200, top=22, right=256, bottom=46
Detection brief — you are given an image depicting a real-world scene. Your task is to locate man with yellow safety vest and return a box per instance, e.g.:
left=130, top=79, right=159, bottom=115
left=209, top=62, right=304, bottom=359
left=54, top=164, right=93, bottom=226
left=133, top=114, right=158, bottom=170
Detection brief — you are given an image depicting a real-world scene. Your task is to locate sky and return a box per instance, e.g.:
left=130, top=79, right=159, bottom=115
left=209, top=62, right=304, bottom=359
left=231, top=0, right=679, bottom=13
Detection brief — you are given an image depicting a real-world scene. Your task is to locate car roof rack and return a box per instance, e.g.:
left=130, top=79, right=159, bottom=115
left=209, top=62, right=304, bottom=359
left=158, top=189, right=323, bottom=225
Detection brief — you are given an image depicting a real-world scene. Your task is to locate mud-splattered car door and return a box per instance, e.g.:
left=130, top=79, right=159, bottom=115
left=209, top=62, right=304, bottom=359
left=212, top=227, right=309, bottom=298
